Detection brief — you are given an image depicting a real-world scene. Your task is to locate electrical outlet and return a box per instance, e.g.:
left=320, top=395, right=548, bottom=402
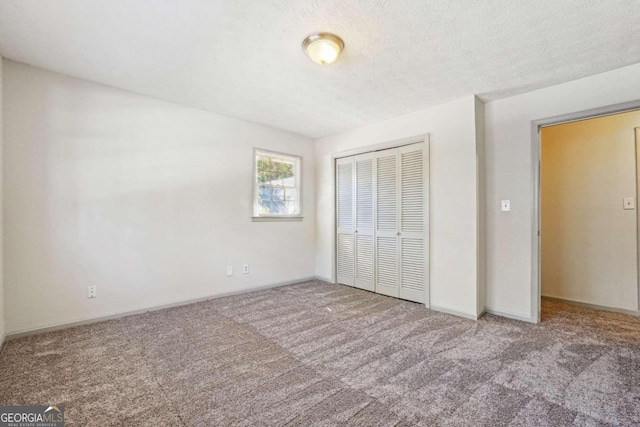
left=624, top=197, right=635, bottom=210
left=87, top=286, right=97, bottom=299
left=226, top=266, right=233, bottom=277
left=501, top=200, right=511, bottom=212
left=243, top=264, right=249, bottom=274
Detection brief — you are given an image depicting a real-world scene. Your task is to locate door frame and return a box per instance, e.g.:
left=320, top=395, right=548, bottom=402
left=636, top=127, right=640, bottom=315
left=531, top=100, right=640, bottom=322
left=331, top=134, right=430, bottom=305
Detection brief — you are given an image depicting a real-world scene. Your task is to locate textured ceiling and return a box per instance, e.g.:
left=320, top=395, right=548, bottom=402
left=1, top=1, right=640, bottom=138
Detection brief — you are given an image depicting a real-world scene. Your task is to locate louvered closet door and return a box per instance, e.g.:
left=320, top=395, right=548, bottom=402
left=375, top=148, right=400, bottom=298
left=398, top=142, right=429, bottom=304
left=336, top=157, right=355, bottom=286
left=354, top=153, right=375, bottom=291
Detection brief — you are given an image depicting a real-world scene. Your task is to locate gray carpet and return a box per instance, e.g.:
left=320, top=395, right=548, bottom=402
left=1, top=280, right=639, bottom=426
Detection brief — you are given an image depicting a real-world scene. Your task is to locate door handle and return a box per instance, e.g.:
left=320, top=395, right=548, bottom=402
left=397, top=232, right=401, bottom=236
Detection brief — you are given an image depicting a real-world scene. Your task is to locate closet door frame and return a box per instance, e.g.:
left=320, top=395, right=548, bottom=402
left=332, top=134, right=430, bottom=306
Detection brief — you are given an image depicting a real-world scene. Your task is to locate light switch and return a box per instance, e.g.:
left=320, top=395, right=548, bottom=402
left=501, top=200, right=511, bottom=212
left=624, top=197, right=635, bottom=210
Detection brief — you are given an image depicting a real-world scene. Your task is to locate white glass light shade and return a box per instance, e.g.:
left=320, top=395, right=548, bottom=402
left=302, top=33, right=344, bottom=65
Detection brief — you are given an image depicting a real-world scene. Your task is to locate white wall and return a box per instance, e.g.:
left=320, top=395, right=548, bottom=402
left=541, top=112, right=640, bottom=311
left=3, top=61, right=316, bottom=334
left=485, top=62, right=640, bottom=321
left=315, top=96, right=484, bottom=318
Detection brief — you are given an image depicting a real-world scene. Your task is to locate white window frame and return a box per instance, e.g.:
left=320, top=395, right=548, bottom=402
left=252, top=148, right=303, bottom=220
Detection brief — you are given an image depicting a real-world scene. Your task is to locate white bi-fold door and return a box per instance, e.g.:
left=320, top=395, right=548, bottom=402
left=397, top=143, right=429, bottom=303
left=336, top=153, right=375, bottom=291
left=336, top=157, right=355, bottom=287
left=336, top=141, right=429, bottom=304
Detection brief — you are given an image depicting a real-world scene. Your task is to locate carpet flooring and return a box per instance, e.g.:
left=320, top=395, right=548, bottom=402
left=1, top=280, right=639, bottom=426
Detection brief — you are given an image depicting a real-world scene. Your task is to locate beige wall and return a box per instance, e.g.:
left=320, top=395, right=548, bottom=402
left=3, top=61, right=316, bottom=334
left=315, top=96, right=485, bottom=319
left=485, top=62, right=640, bottom=322
left=541, top=112, right=640, bottom=311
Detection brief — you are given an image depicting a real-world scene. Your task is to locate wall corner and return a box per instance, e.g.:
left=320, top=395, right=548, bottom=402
left=475, top=96, right=487, bottom=317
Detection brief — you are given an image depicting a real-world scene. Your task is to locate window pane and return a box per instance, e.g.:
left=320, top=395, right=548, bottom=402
left=284, top=188, right=297, bottom=201
left=257, top=157, right=276, bottom=184
left=281, top=175, right=295, bottom=187
left=271, top=199, right=286, bottom=214
left=258, top=155, right=295, bottom=187
left=259, top=199, right=272, bottom=214
left=272, top=187, right=285, bottom=203
left=259, top=185, right=273, bottom=200
left=285, top=201, right=298, bottom=215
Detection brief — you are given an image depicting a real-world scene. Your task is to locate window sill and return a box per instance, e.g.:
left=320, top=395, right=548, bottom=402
left=252, top=216, right=304, bottom=222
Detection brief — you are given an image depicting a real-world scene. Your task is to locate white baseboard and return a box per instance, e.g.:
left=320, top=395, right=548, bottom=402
left=542, top=295, right=640, bottom=317
left=6, top=276, right=319, bottom=341
left=430, top=304, right=483, bottom=320
left=0, top=333, right=6, bottom=355
left=484, top=307, right=536, bottom=323
left=314, top=275, right=334, bottom=283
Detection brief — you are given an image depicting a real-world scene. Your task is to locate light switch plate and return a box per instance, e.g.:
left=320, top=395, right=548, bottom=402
left=501, top=200, right=511, bottom=212
left=87, top=286, right=97, bottom=299
left=624, top=197, right=635, bottom=210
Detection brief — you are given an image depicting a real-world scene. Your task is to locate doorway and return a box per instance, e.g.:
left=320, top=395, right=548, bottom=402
left=537, top=109, right=640, bottom=320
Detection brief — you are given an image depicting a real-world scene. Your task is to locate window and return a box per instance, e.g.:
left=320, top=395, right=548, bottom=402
left=253, top=149, right=302, bottom=218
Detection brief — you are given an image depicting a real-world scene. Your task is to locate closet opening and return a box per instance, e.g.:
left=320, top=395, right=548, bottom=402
left=333, top=136, right=430, bottom=306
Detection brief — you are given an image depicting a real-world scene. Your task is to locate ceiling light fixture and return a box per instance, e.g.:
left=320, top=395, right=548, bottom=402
left=302, top=32, right=344, bottom=65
